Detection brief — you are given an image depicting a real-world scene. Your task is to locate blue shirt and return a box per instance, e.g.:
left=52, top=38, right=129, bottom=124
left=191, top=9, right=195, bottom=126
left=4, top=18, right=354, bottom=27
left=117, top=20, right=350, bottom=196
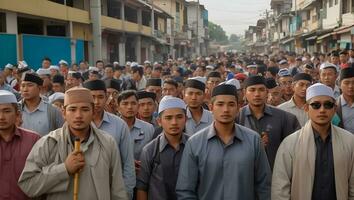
left=129, top=118, right=155, bottom=159
left=20, top=100, right=64, bottom=136
left=341, top=96, right=354, bottom=133
left=176, top=123, right=271, bottom=200
left=92, top=111, right=135, bottom=198
left=185, top=108, right=213, bottom=135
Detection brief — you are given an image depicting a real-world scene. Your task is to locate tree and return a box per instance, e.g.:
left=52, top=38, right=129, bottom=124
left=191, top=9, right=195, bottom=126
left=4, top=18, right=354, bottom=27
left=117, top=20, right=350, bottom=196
left=208, top=21, right=228, bottom=43
left=229, top=34, right=240, bottom=43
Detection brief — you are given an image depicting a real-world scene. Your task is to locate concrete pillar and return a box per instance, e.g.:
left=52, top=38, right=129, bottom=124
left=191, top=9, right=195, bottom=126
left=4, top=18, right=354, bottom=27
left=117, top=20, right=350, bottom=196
left=119, top=36, right=126, bottom=64
left=90, top=0, right=102, bottom=63
left=6, top=12, right=19, bottom=60
left=135, top=35, right=141, bottom=63
left=68, top=21, right=76, bottom=64
left=137, top=8, right=142, bottom=32
left=121, top=1, right=125, bottom=30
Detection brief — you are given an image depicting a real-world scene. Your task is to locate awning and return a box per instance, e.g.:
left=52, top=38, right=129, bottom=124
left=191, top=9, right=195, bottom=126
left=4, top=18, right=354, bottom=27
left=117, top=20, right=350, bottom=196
left=281, top=37, right=294, bottom=44
left=305, top=36, right=317, bottom=41
left=334, top=25, right=354, bottom=35
left=317, top=32, right=333, bottom=40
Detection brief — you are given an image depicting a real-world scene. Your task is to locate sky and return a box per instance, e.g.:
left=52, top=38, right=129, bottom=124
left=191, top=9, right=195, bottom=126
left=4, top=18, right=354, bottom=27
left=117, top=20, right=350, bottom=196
left=198, top=0, right=271, bottom=36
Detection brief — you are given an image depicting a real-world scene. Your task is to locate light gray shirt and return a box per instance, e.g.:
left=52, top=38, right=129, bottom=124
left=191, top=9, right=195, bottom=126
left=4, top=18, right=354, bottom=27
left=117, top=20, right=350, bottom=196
left=176, top=123, right=271, bottom=200
left=92, top=111, right=135, bottom=198
left=20, top=100, right=64, bottom=136
left=278, top=97, right=309, bottom=127
left=185, top=108, right=213, bottom=135
left=341, top=96, right=354, bottom=133
left=129, top=118, right=155, bottom=159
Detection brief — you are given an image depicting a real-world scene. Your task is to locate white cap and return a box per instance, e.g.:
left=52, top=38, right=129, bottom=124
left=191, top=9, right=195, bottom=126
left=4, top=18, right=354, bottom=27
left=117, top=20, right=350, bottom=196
left=189, top=76, right=206, bottom=84
left=113, top=61, right=119, bottom=65
left=320, top=62, right=339, bottom=72
left=89, top=66, right=99, bottom=72
left=18, top=61, right=28, bottom=68
left=36, top=68, right=51, bottom=76
left=205, top=57, right=211, bottom=61
left=0, top=90, right=17, bottom=104
left=247, top=64, right=257, bottom=68
left=278, top=59, right=288, bottom=65
left=131, top=62, right=139, bottom=67
left=158, top=96, right=186, bottom=115
left=126, top=61, right=132, bottom=66
left=4, top=63, right=14, bottom=69
left=206, top=65, right=214, bottom=70
left=223, top=79, right=241, bottom=90
left=49, top=65, right=60, bottom=71
left=144, top=60, right=151, bottom=64
left=58, top=60, right=68, bottom=65
left=48, top=92, right=65, bottom=104
left=306, top=83, right=335, bottom=101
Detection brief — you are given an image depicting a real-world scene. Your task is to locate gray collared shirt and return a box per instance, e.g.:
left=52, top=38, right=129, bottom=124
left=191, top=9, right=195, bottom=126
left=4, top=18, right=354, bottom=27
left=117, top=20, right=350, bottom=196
left=176, top=123, right=271, bottom=200
left=20, top=100, right=64, bottom=136
left=341, top=96, right=354, bottom=133
left=238, top=105, right=300, bottom=169
left=185, top=108, right=213, bottom=135
left=278, top=97, right=309, bottom=127
left=129, top=118, right=155, bottom=159
left=92, top=111, right=135, bottom=198
left=137, top=133, right=188, bottom=200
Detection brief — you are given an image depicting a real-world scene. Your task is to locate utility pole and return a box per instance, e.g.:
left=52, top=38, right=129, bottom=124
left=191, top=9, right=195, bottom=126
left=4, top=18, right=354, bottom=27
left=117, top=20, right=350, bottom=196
left=196, top=0, right=200, bottom=57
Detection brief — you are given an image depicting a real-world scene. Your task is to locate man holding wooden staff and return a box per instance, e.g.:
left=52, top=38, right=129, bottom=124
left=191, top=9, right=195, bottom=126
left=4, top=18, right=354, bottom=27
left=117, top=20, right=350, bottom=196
left=18, top=87, right=128, bottom=200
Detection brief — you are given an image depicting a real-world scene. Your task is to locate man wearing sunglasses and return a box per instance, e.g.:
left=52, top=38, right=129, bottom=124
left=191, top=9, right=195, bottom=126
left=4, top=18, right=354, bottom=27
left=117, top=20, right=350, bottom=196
left=272, top=83, right=354, bottom=200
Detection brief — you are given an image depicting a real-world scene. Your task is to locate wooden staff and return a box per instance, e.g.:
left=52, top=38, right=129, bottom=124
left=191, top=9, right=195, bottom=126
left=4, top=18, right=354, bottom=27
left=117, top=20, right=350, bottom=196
left=73, top=138, right=81, bottom=200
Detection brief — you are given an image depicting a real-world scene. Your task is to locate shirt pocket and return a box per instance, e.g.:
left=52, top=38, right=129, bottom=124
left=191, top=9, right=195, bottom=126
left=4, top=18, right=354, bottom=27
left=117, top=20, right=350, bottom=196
left=134, top=132, right=145, bottom=143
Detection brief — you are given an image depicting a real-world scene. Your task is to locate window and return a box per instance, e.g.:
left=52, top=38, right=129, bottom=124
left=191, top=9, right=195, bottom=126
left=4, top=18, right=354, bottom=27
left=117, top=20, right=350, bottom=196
left=343, top=0, right=350, bottom=13
left=0, top=13, right=5, bottom=32
left=176, top=2, right=180, bottom=13
left=107, top=1, right=121, bottom=19
left=335, top=0, right=338, bottom=5
left=125, top=6, right=137, bottom=23
left=142, top=11, right=150, bottom=26
left=47, top=25, right=66, bottom=36
left=329, top=0, right=333, bottom=7
left=17, top=17, right=44, bottom=35
left=307, top=10, right=311, bottom=20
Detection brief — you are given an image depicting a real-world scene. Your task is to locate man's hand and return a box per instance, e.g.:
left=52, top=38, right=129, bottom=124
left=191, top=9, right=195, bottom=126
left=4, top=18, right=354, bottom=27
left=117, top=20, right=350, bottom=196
left=65, top=151, right=85, bottom=175
left=261, top=132, right=269, bottom=147
left=135, top=160, right=141, bottom=174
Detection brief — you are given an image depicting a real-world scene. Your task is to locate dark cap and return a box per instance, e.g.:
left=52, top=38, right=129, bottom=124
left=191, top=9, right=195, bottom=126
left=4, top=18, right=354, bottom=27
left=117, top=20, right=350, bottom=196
left=136, top=91, right=156, bottom=101
left=52, top=75, right=65, bottom=84
left=211, top=84, right=237, bottom=97
left=184, top=79, right=205, bottom=91
left=340, top=67, right=354, bottom=81
left=265, top=78, right=278, bottom=89
left=104, top=79, right=121, bottom=91
left=207, top=71, right=221, bottom=79
left=293, top=73, right=312, bottom=83
left=83, top=79, right=106, bottom=92
left=22, top=73, right=43, bottom=86
left=146, top=78, right=162, bottom=87
left=244, top=75, right=266, bottom=88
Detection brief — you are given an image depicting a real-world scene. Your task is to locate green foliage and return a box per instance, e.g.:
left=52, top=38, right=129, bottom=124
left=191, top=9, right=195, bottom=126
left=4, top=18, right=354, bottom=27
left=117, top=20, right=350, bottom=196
left=208, top=21, right=228, bottom=43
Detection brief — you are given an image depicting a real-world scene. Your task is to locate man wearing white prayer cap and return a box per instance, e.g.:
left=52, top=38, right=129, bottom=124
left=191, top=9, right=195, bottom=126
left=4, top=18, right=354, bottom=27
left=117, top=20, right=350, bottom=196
left=0, top=90, right=40, bottom=200
left=272, top=83, right=354, bottom=200
left=320, top=62, right=340, bottom=98
left=136, top=96, right=188, bottom=200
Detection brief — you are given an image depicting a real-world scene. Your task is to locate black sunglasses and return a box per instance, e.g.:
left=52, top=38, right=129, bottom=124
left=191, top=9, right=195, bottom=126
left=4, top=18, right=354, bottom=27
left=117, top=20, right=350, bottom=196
left=309, top=101, right=335, bottom=110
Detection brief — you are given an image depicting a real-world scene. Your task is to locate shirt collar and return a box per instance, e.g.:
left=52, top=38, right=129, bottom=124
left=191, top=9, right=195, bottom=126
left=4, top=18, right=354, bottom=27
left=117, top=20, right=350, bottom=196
left=133, top=118, right=143, bottom=129
left=186, top=107, right=210, bottom=123
left=22, top=99, right=47, bottom=112
left=341, top=95, right=354, bottom=108
left=206, top=123, right=243, bottom=142
left=313, top=128, right=332, bottom=142
left=102, top=111, right=111, bottom=123
left=244, top=104, right=272, bottom=116
left=159, top=133, right=188, bottom=152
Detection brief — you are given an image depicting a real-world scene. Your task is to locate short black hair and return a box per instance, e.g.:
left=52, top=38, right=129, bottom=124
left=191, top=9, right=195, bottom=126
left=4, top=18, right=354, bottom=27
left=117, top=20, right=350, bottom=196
left=96, top=60, right=104, bottom=64
left=42, top=57, right=51, bottom=62
left=117, top=90, right=138, bottom=104
left=131, top=66, right=144, bottom=77
left=105, top=64, right=114, bottom=70
left=163, top=79, right=178, bottom=88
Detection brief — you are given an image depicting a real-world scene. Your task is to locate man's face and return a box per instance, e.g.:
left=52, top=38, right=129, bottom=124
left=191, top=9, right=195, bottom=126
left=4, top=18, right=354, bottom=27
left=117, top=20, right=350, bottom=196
left=183, top=87, right=204, bottom=109
left=279, top=76, right=294, bottom=96
left=293, top=80, right=311, bottom=99
left=52, top=83, right=65, bottom=93
left=194, top=67, right=204, bottom=77
left=210, top=95, right=238, bottom=124
left=132, top=72, right=140, bottom=81
left=207, top=77, right=221, bottom=94
left=320, top=68, right=337, bottom=87
left=331, top=56, right=339, bottom=65
left=105, top=67, right=114, bottom=79
left=146, top=86, right=162, bottom=102
left=162, top=83, right=178, bottom=97
left=20, top=81, right=41, bottom=100
left=248, top=67, right=257, bottom=75
left=158, top=108, right=186, bottom=136
left=114, top=70, right=122, bottom=78
left=63, top=102, right=93, bottom=132
left=89, top=73, right=99, bottom=81
left=40, top=75, right=51, bottom=88
left=339, top=54, right=348, bottom=64
left=66, top=76, right=81, bottom=89
left=4, top=68, right=12, bottom=76
left=305, top=96, right=336, bottom=126
left=303, top=68, right=314, bottom=76
left=245, top=84, right=268, bottom=107
left=349, top=50, right=354, bottom=58
left=267, top=86, right=282, bottom=106
left=151, top=69, right=161, bottom=78
left=340, top=77, right=354, bottom=97
left=79, top=62, right=87, bottom=71
left=42, top=60, right=51, bottom=69
left=96, top=62, right=104, bottom=70
left=118, top=95, right=139, bottom=119
left=60, top=64, right=68, bottom=75
left=90, top=90, right=106, bottom=114
left=0, top=104, right=19, bottom=130
left=138, top=98, right=156, bottom=118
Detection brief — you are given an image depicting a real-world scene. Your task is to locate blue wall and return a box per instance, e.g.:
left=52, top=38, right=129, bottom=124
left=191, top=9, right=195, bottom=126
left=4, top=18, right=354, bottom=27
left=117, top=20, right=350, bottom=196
left=0, top=33, right=17, bottom=68
left=75, top=39, right=84, bottom=64
left=22, top=34, right=71, bottom=70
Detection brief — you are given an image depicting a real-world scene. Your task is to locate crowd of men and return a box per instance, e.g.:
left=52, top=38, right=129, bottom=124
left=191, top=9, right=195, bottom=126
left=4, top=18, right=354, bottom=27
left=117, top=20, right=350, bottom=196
left=0, top=48, right=354, bottom=200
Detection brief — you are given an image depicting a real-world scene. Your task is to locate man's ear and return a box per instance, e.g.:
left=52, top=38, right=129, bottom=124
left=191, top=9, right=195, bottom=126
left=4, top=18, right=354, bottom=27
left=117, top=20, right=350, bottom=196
left=157, top=117, right=162, bottom=127
left=61, top=108, right=66, bottom=121
left=304, top=104, right=309, bottom=113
